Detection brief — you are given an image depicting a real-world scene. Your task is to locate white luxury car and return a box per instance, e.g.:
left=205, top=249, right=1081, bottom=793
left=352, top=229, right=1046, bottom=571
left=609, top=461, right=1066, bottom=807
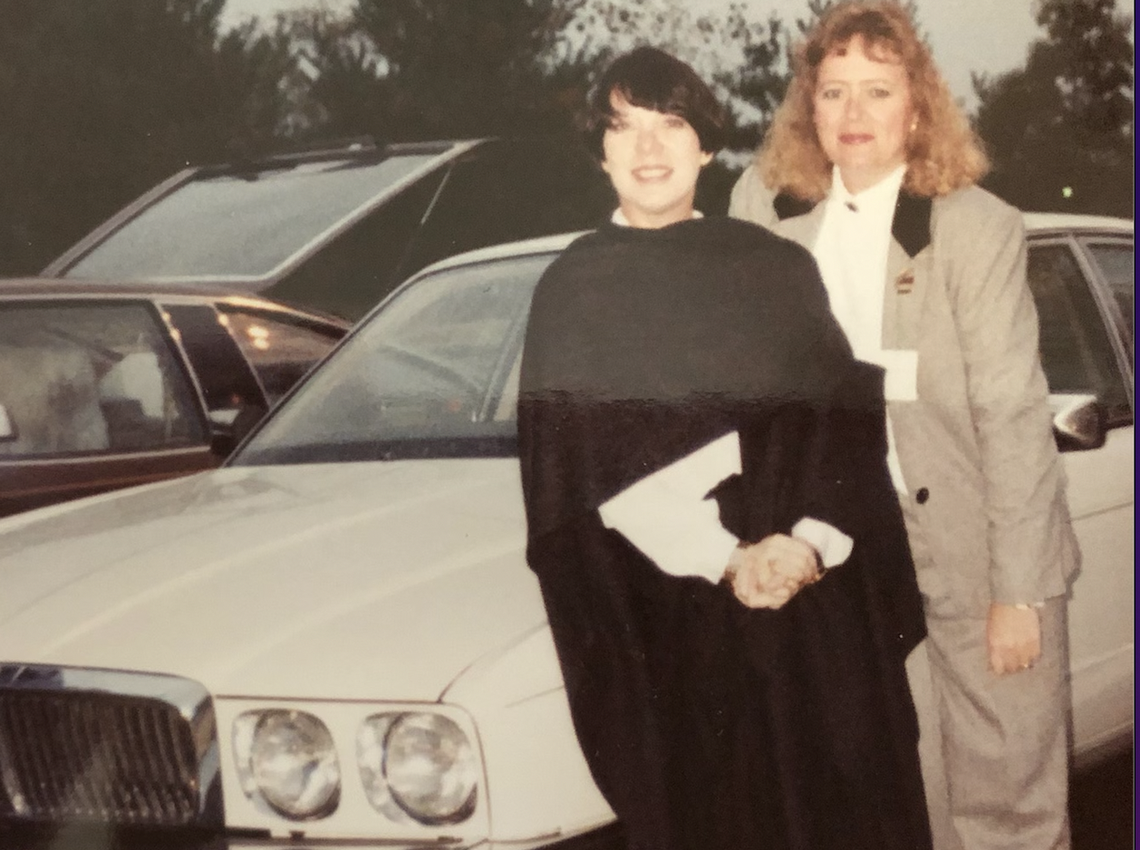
left=0, top=215, right=1132, bottom=850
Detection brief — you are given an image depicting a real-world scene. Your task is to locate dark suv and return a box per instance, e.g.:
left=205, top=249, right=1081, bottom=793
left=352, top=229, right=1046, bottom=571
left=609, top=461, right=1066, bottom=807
left=43, top=136, right=615, bottom=321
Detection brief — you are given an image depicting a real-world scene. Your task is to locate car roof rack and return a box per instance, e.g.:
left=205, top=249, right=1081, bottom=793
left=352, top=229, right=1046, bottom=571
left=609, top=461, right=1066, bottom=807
left=202, top=135, right=376, bottom=176
left=268, top=135, right=379, bottom=158
left=201, top=136, right=473, bottom=179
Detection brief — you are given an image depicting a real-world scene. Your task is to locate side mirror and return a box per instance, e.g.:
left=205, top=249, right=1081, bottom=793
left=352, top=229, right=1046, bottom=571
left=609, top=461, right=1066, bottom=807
left=0, top=403, right=16, bottom=442
left=1050, top=393, right=1107, bottom=452
left=208, top=403, right=267, bottom=457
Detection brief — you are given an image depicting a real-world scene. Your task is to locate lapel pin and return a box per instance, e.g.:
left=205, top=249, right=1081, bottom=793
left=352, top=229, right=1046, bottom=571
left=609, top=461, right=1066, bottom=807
left=894, top=269, right=915, bottom=294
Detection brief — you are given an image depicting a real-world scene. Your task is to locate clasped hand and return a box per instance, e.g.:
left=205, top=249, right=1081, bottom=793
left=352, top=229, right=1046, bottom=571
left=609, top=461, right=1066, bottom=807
left=728, top=534, right=822, bottom=609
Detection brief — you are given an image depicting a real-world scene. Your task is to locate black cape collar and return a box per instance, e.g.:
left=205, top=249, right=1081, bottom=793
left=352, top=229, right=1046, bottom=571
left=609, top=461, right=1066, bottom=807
left=772, top=189, right=933, bottom=258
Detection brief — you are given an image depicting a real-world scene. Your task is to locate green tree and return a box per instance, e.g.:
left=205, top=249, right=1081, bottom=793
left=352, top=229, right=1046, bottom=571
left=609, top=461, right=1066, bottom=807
left=295, top=0, right=595, bottom=141
left=297, top=0, right=792, bottom=163
left=274, top=7, right=386, bottom=140
left=973, top=0, right=1134, bottom=216
left=0, top=0, right=295, bottom=273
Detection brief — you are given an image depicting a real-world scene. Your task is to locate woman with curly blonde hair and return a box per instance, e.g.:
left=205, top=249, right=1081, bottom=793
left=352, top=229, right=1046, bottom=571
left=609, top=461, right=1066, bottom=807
left=730, top=3, right=1079, bottom=850
left=752, top=0, right=987, bottom=205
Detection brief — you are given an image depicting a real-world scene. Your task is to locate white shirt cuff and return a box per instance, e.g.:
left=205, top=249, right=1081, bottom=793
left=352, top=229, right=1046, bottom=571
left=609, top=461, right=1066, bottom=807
left=790, top=516, right=853, bottom=568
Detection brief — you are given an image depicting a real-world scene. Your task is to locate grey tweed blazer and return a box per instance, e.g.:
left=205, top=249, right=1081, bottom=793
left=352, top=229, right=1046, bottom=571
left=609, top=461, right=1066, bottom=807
left=730, top=166, right=1080, bottom=618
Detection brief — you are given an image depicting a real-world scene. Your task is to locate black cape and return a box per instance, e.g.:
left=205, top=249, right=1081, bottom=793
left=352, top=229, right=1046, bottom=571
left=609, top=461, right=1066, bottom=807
left=518, top=217, right=931, bottom=850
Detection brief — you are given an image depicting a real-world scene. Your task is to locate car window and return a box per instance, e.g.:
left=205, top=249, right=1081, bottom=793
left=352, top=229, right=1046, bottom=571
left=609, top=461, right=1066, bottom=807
left=236, top=254, right=556, bottom=465
left=1083, top=240, right=1134, bottom=341
left=62, top=153, right=441, bottom=281
left=0, top=302, right=207, bottom=458
left=219, top=309, right=342, bottom=405
left=263, top=169, right=446, bottom=321
left=399, top=138, right=612, bottom=281
left=1026, top=242, right=1132, bottom=425
left=162, top=304, right=267, bottom=417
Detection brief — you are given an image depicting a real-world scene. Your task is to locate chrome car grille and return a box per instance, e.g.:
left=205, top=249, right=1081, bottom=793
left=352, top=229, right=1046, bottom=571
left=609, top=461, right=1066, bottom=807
left=0, top=665, right=221, bottom=828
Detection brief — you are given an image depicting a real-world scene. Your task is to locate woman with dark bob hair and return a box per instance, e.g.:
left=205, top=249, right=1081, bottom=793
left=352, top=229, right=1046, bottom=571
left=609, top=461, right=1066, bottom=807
left=519, top=45, right=932, bottom=850
left=730, top=3, right=1080, bottom=849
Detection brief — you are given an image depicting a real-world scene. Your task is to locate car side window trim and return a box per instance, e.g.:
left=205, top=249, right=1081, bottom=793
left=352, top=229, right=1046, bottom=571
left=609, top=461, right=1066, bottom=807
left=1066, top=234, right=1134, bottom=413
left=160, top=303, right=269, bottom=414
left=1027, top=235, right=1134, bottom=422
left=214, top=306, right=344, bottom=406
left=213, top=303, right=345, bottom=339
left=1075, top=235, right=1134, bottom=346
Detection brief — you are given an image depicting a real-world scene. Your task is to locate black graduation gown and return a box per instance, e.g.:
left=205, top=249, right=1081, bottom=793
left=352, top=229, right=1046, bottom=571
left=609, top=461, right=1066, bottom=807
left=517, top=217, right=931, bottom=850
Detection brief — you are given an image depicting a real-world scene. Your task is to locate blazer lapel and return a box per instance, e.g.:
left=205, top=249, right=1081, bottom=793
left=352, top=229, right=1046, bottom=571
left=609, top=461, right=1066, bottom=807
left=774, top=192, right=816, bottom=222
left=881, top=193, right=933, bottom=351
left=891, top=192, right=932, bottom=259
left=772, top=191, right=933, bottom=354
left=773, top=200, right=825, bottom=255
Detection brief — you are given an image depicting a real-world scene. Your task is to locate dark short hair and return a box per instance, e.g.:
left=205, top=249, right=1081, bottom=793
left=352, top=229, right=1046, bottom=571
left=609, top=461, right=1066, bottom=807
left=582, top=46, right=728, bottom=161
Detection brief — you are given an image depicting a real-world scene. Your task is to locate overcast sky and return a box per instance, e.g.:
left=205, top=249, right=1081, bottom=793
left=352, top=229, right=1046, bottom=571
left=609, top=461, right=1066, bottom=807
left=222, top=0, right=1042, bottom=109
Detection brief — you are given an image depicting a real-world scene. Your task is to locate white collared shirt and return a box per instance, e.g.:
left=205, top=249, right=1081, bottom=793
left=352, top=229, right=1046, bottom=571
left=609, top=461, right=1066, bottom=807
left=813, top=165, right=913, bottom=493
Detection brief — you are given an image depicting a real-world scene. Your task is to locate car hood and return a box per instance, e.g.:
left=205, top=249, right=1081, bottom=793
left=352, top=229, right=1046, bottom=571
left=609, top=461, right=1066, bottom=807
left=0, top=459, right=549, bottom=702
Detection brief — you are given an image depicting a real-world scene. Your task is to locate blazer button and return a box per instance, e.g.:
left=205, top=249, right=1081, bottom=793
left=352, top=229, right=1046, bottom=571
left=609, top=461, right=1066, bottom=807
left=915, top=487, right=930, bottom=505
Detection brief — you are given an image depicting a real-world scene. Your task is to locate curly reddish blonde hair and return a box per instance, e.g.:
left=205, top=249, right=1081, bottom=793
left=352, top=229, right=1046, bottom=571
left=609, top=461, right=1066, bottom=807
left=758, top=0, right=988, bottom=201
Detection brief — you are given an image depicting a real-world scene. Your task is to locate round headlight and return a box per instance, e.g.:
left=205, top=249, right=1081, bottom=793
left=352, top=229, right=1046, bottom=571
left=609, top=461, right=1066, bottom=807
left=383, top=713, right=478, bottom=824
left=248, top=710, right=340, bottom=820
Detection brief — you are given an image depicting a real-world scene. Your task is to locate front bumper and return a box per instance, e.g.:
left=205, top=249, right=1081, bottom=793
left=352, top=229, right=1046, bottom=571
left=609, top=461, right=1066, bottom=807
left=1, top=821, right=625, bottom=850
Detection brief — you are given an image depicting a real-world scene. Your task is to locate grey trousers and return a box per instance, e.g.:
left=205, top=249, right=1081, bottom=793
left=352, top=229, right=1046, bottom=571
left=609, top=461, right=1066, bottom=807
left=906, top=598, right=1072, bottom=850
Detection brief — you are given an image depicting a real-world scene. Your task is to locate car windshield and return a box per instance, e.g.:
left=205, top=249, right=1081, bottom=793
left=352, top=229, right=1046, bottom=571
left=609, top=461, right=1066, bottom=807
left=233, top=252, right=556, bottom=464
left=62, top=152, right=443, bottom=280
